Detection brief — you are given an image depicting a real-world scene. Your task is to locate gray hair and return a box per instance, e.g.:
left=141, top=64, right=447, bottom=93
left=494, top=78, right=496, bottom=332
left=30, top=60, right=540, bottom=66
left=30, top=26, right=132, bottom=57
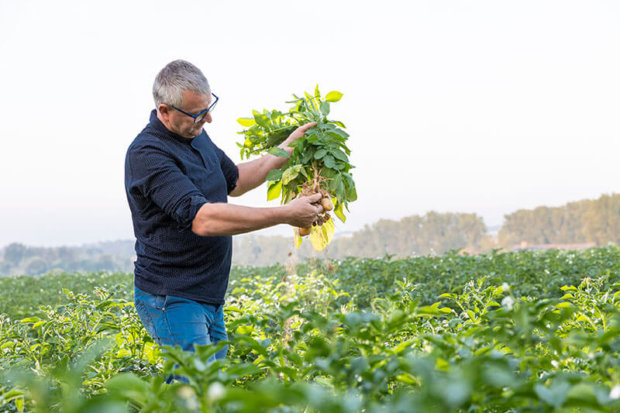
left=152, top=60, right=211, bottom=109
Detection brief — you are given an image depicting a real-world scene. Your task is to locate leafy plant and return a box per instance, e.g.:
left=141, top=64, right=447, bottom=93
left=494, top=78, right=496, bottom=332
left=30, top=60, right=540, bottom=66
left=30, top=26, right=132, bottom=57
left=237, top=86, right=357, bottom=250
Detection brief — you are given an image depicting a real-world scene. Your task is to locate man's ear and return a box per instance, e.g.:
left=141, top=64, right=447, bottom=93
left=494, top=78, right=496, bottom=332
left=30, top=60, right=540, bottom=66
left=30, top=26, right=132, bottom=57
left=158, top=104, right=171, bottom=120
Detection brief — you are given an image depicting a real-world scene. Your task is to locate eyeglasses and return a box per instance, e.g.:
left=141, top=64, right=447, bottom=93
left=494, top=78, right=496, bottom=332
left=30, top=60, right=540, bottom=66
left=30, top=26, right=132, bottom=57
left=171, top=93, right=219, bottom=124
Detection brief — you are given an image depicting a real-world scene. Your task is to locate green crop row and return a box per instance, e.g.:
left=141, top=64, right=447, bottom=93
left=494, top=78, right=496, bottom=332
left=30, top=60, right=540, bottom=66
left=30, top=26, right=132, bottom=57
left=0, top=248, right=619, bottom=412
left=2, top=247, right=619, bottom=320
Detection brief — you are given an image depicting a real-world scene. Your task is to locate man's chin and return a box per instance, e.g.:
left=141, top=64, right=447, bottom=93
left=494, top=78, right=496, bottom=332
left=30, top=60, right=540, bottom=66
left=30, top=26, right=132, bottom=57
left=181, top=129, right=201, bottom=139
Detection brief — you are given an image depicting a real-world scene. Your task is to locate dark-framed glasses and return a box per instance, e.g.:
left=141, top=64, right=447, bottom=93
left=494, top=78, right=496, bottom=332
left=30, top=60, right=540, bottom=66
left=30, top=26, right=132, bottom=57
left=171, top=93, right=219, bottom=124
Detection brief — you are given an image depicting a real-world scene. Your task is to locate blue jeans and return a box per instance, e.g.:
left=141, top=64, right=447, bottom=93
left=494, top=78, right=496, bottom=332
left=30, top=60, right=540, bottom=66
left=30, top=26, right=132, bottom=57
left=134, top=286, right=228, bottom=361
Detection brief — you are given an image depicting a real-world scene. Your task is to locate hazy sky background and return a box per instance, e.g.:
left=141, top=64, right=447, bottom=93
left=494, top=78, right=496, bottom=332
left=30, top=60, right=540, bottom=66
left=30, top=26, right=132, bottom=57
left=0, top=0, right=619, bottom=248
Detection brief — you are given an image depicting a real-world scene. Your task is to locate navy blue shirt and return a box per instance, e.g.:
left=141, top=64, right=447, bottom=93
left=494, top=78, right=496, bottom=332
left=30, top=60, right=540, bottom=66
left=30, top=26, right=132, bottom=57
left=125, top=110, right=239, bottom=304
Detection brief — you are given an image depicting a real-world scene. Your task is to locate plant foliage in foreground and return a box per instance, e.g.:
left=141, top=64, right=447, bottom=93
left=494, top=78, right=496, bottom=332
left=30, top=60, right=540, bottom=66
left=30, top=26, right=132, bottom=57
left=0, top=248, right=619, bottom=412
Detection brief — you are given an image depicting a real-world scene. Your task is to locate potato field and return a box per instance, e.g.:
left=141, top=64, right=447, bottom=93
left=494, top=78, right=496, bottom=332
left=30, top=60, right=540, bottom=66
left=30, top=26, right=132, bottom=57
left=0, top=248, right=619, bottom=412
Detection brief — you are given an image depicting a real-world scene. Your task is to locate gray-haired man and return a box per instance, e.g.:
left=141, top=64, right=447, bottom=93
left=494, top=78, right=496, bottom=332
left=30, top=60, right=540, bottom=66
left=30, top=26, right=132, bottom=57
left=125, top=59, right=322, bottom=360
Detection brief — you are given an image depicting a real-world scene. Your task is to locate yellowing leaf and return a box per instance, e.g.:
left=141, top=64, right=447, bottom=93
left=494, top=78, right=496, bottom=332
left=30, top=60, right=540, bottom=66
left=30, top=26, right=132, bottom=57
left=294, top=231, right=302, bottom=249
left=310, top=227, right=326, bottom=251
left=282, top=165, right=301, bottom=185
left=576, top=314, right=590, bottom=322
left=16, top=397, right=24, bottom=412
left=310, top=217, right=336, bottom=251
left=236, top=325, right=254, bottom=335
left=144, top=342, right=160, bottom=364
left=334, top=201, right=346, bottom=223
left=435, top=357, right=450, bottom=371
left=267, top=181, right=282, bottom=201
left=237, top=117, right=256, bottom=127
left=395, top=373, right=417, bottom=384
left=325, top=91, right=343, bottom=102
left=116, top=348, right=131, bottom=358
left=323, top=217, right=336, bottom=239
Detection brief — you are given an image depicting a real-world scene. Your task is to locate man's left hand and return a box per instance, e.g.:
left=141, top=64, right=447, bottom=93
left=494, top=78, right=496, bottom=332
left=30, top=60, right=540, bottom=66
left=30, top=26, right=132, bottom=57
left=279, top=122, right=317, bottom=155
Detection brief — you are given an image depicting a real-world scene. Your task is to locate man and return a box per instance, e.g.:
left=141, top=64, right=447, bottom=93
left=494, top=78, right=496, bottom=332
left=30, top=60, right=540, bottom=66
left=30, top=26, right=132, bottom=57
left=125, top=60, right=323, bottom=361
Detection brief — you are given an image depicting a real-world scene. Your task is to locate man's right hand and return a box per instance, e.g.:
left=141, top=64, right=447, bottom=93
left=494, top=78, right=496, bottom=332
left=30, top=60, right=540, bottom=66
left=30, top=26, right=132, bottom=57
left=192, top=193, right=325, bottom=237
left=285, top=193, right=324, bottom=228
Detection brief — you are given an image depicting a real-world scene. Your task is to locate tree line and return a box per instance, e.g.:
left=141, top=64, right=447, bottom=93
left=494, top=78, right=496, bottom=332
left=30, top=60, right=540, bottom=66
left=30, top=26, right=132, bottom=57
left=1, top=193, right=618, bottom=274
left=498, top=193, right=620, bottom=247
left=0, top=241, right=135, bottom=277
left=231, top=211, right=491, bottom=266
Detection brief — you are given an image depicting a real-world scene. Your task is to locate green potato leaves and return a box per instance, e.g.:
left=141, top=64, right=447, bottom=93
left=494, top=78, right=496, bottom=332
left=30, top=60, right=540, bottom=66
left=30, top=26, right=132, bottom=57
left=236, top=86, right=356, bottom=250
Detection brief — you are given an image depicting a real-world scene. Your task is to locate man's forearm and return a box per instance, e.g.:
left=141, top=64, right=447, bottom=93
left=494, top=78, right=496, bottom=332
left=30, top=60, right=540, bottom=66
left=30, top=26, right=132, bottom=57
left=229, top=153, right=288, bottom=197
left=192, top=202, right=291, bottom=236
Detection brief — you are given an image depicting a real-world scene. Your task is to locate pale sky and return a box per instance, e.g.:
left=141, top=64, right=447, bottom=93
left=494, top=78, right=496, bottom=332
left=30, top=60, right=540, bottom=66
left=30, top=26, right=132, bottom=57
left=0, top=0, right=619, bottom=248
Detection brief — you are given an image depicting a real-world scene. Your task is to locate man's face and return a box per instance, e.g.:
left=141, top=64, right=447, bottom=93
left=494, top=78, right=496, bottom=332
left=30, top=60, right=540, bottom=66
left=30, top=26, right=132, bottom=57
left=162, top=90, right=213, bottom=139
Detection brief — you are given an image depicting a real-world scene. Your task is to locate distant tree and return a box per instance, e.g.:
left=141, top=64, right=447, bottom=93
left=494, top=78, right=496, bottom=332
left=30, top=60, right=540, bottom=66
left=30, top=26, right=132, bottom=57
left=4, top=243, right=27, bottom=266
left=554, top=200, right=590, bottom=243
left=24, top=257, right=49, bottom=276
left=582, top=194, right=620, bottom=245
left=0, top=261, right=12, bottom=276
left=57, top=246, right=78, bottom=263
left=97, top=255, right=118, bottom=271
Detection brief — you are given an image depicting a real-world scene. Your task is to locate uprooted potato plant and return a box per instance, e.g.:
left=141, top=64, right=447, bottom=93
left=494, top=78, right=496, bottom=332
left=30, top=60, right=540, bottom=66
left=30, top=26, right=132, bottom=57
left=237, top=86, right=356, bottom=251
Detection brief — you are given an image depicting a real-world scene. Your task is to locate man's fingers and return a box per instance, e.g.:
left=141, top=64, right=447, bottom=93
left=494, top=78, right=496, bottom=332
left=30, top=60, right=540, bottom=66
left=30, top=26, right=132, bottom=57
left=311, top=193, right=324, bottom=214
left=297, top=122, right=317, bottom=133
left=284, top=122, right=317, bottom=144
left=308, top=193, right=323, bottom=203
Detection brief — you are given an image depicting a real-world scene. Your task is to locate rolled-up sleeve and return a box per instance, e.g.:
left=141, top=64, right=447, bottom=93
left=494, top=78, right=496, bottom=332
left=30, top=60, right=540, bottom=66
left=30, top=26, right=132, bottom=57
left=127, top=144, right=208, bottom=230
